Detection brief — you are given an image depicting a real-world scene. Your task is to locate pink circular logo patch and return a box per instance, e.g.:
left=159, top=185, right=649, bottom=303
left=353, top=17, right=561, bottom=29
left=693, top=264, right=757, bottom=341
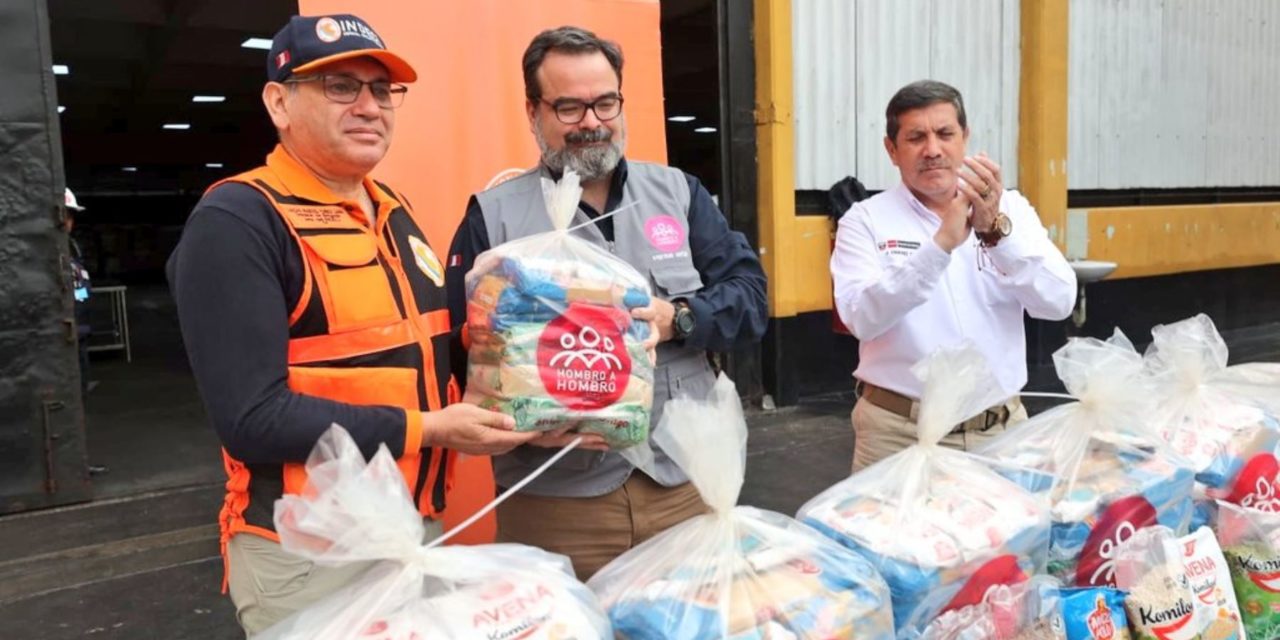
left=644, top=215, right=685, bottom=252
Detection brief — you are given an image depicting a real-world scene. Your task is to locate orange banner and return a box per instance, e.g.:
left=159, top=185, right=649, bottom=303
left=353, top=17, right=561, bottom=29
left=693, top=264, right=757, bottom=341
left=299, top=0, right=668, bottom=544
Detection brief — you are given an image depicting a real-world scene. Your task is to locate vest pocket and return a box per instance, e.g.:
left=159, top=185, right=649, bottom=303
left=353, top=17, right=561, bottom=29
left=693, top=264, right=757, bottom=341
left=325, top=265, right=401, bottom=330
left=649, top=262, right=704, bottom=299
left=285, top=365, right=423, bottom=494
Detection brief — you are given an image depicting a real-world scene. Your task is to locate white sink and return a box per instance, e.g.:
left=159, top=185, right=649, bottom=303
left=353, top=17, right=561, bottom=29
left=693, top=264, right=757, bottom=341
left=1070, top=260, right=1118, bottom=284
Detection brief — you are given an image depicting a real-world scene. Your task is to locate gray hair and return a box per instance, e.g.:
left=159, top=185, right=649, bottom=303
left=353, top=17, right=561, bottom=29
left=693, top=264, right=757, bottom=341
left=522, top=26, right=624, bottom=103
left=885, top=80, right=967, bottom=141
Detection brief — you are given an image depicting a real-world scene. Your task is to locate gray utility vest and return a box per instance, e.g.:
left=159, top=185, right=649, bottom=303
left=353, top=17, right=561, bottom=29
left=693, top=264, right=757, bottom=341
left=475, top=161, right=717, bottom=497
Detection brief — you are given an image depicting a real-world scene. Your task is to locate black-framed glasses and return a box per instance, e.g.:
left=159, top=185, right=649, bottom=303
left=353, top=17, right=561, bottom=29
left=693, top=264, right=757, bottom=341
left=540, top=94, right=624, bottom=125
left=285, top=74, right=408, bottom=109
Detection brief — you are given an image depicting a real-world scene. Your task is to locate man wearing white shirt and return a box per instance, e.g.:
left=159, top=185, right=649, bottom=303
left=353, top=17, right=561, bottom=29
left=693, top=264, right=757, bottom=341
left=831, top=80, right=1076, bottom=471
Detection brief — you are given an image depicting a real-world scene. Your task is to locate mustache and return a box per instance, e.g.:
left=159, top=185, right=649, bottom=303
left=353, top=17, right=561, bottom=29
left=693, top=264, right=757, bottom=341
left=565, top=128, right=612, bottom=145
left=917, top=159, right=952, bottom=171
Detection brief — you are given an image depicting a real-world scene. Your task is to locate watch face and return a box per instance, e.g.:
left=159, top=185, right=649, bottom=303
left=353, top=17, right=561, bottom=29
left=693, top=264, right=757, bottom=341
left=996, top=214, right=1013, bottom=235
left=676, top=309, right=695, bottom=334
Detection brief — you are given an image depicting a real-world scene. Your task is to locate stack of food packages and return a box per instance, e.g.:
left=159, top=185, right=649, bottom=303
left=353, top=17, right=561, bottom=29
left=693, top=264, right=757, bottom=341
left=798, top=347, right=1054, bottom=637
left=976, top=333, right=1198, bottom=588
left=464, top=170, right=654, bottom=449
left=254, top=426, right=611, bottom=640
left=588, top=374, right=896, bottom=639
left=1143, top=314, right=1280, bottom=529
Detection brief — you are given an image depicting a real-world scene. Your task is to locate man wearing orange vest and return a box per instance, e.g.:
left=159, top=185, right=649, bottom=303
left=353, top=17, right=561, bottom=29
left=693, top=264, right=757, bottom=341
left=167, top=14, right=538, bottom=635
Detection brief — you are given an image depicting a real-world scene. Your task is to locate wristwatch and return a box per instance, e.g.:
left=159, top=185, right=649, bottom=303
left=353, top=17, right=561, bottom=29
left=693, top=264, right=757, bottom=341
left=977, top=213, right=1013, bottom=248
left=672, top=300, right=696, bottom=340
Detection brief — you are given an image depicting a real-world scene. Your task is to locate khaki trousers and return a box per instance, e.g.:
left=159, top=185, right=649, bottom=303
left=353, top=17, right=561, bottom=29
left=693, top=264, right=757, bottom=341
left=851, top=396, right=1028, bottom=472
left=227, top=518, right=444, bottom=637
left=496, top=473, right=709, bottom=581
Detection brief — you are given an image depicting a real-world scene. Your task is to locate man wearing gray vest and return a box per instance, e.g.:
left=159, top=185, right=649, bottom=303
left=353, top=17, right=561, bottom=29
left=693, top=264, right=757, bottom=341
left=445, top=26, right=768, bottom=579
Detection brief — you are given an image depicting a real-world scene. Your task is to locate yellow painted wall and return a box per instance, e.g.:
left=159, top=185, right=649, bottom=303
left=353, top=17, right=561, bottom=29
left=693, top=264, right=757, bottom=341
left=1070, top=203, right=1280, bottom=279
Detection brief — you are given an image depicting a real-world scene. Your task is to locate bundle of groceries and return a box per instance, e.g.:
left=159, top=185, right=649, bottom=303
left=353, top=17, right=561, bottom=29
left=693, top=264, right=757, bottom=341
left=588, top=374, right=896, bottom=639
left=1144, top=314, right=1280, bottom=527
left=464, top=169, right=654, bottom=449
left=798, top=346, right=1052, bottom=631
left=255, top=426, right=611, bottom=640
left=977, top=333, right=1196, bottom=587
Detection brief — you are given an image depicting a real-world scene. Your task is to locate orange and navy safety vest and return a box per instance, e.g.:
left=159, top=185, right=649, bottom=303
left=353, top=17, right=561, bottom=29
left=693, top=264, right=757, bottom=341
left=209, top=146, right=457, bottom=587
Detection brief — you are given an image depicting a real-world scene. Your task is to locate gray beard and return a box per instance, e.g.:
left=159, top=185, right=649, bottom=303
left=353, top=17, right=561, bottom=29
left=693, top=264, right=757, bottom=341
left=536, top=123, right=625, bottom=182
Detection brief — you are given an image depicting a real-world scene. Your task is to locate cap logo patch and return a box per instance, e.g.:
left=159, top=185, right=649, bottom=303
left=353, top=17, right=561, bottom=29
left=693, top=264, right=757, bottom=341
left=315, top=17, right=342, bottom=43
left=275, top=50, right=291, bottom=69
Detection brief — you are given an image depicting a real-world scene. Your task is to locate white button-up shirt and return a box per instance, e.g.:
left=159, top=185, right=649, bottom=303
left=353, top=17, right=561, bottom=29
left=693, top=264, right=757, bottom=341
left=831, top=183, right=1077, bottom=399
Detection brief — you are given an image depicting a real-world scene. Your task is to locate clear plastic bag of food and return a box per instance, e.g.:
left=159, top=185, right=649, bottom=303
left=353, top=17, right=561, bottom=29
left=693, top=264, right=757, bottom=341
left=1215, top=501, right=1280, bottom=639
left=1144, top=314, right=1280, bottom=522
left=798, top=346, right=1052, bottom=631
left=977, top=333, right=1196, bottom=587
left=464, top=169, right=654, bottom=448
left=588, top=374, right=896, bottom=639
left=1113, top=525, right=1241, bottom=640
left=901, top=576, right=1065, bottom=640
left=255, top=425, right=611, bottom=640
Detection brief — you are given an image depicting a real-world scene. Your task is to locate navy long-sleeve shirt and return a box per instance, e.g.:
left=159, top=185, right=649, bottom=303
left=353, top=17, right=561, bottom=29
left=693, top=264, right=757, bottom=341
left=445, top=159, right=769, bottom=382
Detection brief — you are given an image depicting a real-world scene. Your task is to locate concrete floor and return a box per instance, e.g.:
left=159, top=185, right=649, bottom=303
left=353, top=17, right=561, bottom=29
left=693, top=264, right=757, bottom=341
left=2, top=284, right=1276, bottom=639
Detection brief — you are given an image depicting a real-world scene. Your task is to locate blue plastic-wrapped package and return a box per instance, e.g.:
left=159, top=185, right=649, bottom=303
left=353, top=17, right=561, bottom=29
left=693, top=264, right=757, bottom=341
left=590, top=375, right=895, bottom=640
left=1143, top=314, right=1280, bottom=528
left=798, top=347, right=1052, bottom=631
left=463, top=170, right=654, bottom=449
left=978, top=333, right=1196, bottom=588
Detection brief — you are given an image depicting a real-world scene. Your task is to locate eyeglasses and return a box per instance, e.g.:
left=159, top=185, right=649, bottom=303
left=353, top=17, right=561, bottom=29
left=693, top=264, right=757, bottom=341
left=540, top=94, right=624, bottom=125
left=284, top=74, right=408, bottom=109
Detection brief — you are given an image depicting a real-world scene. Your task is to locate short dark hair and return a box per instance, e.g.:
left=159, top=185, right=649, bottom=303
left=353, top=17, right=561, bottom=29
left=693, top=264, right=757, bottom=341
left=885, top=80, right=967, bottom=142
left=522, top=26, right=624, bottom=103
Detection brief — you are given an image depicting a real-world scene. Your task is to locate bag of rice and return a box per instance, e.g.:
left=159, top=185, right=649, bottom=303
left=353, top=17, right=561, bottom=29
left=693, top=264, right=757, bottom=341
left=1059, top=587, right=1130, bottom=640
left=255, top=426, right=611, bottom=640
left=1215, top=501, right=1280, bottom=640
left=589, top=374, right=895, bottom=639
left=463, top=169, right=654, bottom=449
left=799, top=346, right=1051, bottom=630
left=977, top=333, right=1196, bottom=587
left=1114, top=526, right=1240, bottom=640
left=1145, top=314, right=1280, bottom=528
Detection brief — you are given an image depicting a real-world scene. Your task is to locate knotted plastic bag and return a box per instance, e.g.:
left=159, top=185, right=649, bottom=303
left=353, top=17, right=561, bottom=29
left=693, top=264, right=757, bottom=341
left=798, top=346, right=1051, bottom=631
left=254, top=425, right=611, bottom=640
left=464, top=169, right=654, bottom=449
left=978, top=332, right=1196, bottom=587
left=1144, top=314, right=1280, bottom=519
left=587, top=374, right=896, bottom=639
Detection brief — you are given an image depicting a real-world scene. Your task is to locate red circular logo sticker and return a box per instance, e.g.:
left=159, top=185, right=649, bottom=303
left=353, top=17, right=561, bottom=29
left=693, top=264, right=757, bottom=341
left=1076, top=495, right=1159, bottom=586
left=537, top=304, right=631, bottom=410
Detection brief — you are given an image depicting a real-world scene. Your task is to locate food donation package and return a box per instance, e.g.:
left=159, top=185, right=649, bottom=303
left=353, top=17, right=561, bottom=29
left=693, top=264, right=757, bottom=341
left=587, top=374, right=896, bottom=640
left=900, top=576, right=1066, bottom=640
left=254, top=426, right=611, bottom=640
left=464, top=169, right=654, bottom=448
left=798, top=346, right=1052, bottom=630
left=977, top=333, right=1196, bottom=587
left=1215, top=501, right=1280, bottom=640
left=1144, top=314, right=1280, bottom=525
left=1113, top=525, right=1243, bottom=640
